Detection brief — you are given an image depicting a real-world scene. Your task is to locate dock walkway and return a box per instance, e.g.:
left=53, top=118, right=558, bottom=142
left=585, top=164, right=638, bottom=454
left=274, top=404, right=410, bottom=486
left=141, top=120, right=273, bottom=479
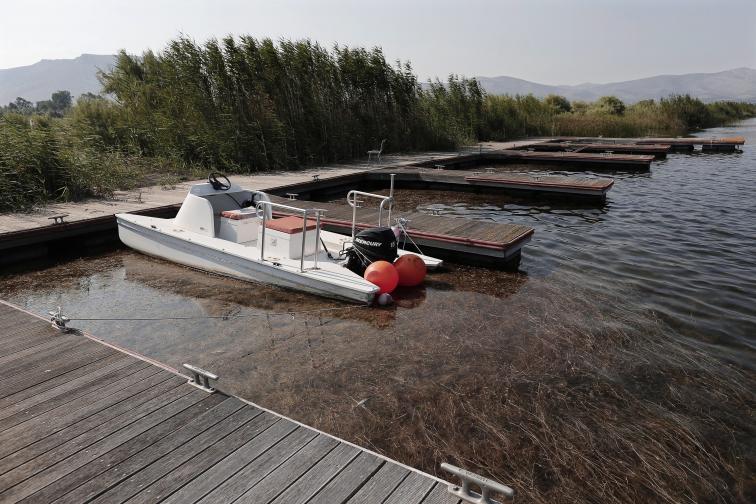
left=550, top=135, right=745, bottom=151
left=0, top=301, right=463, bottom=504
left=523, top=142, right=671, bottom=158
left=370, top=167, right=614, bottom=201
left=487, top=149, right=655, bottom=169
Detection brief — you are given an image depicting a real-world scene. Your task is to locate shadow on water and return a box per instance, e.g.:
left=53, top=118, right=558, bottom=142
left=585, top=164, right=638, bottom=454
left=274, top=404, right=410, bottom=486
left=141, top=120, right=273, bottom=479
left=1, top=120, right=755, bottom=503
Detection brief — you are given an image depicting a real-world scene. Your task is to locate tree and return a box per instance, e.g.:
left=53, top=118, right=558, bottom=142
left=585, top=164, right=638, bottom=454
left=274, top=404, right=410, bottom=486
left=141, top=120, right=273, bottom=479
left=11, top=97, right=34, bottom=114
left=544, top=94, right=571, bottom=114
left=571, top=100, right=589, bottom=114
left=50, top=90, right=72, bottom=116
left=78, top=92, right=102, bottom=102
left=591, top=96, right=625, bottom=115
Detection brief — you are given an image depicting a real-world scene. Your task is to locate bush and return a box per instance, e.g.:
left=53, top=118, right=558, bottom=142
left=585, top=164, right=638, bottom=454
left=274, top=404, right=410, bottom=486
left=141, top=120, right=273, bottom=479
left=544, top=94, right=571, bottom=114
left=0, top=113, right=136, bottom=211
left=590, top=96, right=626, bottom=115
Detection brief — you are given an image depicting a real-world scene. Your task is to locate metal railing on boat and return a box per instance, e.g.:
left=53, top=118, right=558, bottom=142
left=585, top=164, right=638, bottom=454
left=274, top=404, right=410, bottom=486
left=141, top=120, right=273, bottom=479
left=255, top=200, right=326, bottom=272
left=347, top=173, right=396, bottom=238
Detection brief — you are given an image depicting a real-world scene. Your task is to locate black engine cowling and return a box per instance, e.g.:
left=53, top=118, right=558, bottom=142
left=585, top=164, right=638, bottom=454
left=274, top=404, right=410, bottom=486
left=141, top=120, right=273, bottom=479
left=345, top=227, right=398, bottom=275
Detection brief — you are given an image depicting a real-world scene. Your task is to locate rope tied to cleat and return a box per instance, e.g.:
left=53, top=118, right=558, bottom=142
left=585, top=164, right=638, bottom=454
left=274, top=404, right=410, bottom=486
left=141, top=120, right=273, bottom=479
left=45, top=304, right=368, bottom=326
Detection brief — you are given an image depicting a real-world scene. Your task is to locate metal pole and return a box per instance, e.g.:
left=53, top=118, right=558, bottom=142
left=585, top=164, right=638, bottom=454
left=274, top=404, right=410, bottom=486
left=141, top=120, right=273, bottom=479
left=300, top=210, right=307, bottom=272
left=387, top=173, right=395, bottom=226
left=260, top=203, right=266, bottom=261
left=351, top=196, right=357, bottom=239
left=314, top=211, right=321, bottom=269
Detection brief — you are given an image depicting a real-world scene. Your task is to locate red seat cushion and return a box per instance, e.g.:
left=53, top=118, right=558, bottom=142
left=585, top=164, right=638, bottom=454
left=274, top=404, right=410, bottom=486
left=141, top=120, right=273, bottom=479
left=265, top=215, right=317, bottom=234
left=221, top=210, right=257, bottom=220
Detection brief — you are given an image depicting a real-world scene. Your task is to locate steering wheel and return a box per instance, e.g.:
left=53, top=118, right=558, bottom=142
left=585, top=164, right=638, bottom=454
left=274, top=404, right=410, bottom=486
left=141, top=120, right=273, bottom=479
left=208, top=172, right=231, bottom=191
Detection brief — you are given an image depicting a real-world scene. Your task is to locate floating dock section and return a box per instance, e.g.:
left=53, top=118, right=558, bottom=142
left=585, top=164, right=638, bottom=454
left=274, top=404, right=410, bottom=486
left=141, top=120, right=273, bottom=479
left=0, top=301, right=478, bottom=504
left=486, top=149, right=655, bottom=170
left=464, top=173, right=614, bottom=201
left=551, top=136, right=745, bottom=152
left=524, top=142, right=671, bottom=158
left=269, top=195, right=533, bottom=269
left=413, top=150, right=654, bottom=171
left=363, top=168, right=614, bottom=202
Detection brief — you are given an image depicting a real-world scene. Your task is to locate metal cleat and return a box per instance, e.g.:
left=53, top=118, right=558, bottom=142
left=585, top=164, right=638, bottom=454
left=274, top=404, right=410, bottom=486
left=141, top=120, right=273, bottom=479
left=441, top=463, right=514, bottom=504
left=48, top=307, right=70, bottom=332
left=183, top=363, right=218, bottom=393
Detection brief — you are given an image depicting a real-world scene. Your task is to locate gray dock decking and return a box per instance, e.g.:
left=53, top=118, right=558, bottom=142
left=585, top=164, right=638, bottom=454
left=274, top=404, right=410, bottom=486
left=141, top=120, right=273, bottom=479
left=0, top=301, right=461, bottom=504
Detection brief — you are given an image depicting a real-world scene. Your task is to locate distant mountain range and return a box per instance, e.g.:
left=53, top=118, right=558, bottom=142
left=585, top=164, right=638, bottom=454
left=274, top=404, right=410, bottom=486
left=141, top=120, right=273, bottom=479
left=1, top=54, right=755, bottom=105
left=475, top=68, right=756, bottom=103
left=0, top=54, right=115, bottom=105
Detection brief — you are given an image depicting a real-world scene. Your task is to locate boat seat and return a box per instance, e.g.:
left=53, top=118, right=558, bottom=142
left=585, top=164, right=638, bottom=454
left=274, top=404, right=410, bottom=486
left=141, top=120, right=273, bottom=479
left=265, top=215, right=317, bottom=234
left=221, top=209, right=257, bottom=220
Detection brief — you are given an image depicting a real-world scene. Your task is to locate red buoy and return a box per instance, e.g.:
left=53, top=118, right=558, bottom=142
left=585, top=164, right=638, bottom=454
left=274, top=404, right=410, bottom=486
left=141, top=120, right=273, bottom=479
left=394, top=254, right=427, bottom=287
left=364, top=261, right=399, bottom=294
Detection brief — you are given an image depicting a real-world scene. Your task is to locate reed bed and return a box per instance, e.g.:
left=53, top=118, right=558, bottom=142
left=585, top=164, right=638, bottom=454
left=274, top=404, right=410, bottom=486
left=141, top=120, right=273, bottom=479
left=2, top=35, right=755, bottom=212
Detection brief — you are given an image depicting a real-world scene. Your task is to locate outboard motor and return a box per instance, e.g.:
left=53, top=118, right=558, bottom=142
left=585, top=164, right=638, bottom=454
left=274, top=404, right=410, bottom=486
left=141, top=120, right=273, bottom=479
left=345, top=227, right=398, bottom=275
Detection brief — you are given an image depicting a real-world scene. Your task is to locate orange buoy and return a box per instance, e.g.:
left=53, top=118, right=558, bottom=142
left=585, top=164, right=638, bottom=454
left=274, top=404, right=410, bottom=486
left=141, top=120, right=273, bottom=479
left=394, top=254, right=427, bottom=287
left=364, top=261, right=399, bottom=294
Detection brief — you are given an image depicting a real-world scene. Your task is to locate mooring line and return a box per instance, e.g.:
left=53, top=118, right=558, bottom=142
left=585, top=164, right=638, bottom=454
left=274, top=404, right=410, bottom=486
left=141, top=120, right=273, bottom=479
left=52, top=304, right=369, bottom=323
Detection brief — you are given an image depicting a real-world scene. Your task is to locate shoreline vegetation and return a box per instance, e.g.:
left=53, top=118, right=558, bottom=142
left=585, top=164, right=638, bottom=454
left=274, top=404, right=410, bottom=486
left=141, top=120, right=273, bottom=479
left=1, top=35, right=755, bottom=211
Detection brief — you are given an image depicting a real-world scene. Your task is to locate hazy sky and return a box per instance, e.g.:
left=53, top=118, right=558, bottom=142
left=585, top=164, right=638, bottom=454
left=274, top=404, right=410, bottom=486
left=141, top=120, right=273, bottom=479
left=1, top=0, right=755, bottom=84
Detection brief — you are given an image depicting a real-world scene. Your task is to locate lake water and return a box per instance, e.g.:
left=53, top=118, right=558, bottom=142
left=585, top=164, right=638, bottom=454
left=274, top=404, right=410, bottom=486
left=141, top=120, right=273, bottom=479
left=396, top=124, right=756, bottom=367
left=1, top=120, right=754, bottom=503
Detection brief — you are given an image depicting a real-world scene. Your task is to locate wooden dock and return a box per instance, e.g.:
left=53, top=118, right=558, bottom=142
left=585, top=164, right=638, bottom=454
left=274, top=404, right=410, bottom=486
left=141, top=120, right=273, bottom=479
left=523, top=142, right=671, bottom=158
left=0, top=301, right=471, bottom=504
left=551, top=135, right=745, bottom=152
left=366, top=167, right=614, bottom=202
left=268, top=195, right=533, bottom=268
left=637, top=136, right=745, bottom=151
left=487, top=149, right=655, bottom=169
left=464, top=173, right=614, bottom=200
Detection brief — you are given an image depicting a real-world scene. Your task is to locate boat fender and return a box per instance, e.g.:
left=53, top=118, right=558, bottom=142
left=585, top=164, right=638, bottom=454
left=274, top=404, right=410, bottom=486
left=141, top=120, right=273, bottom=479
left=394, top=254, right=427, bottom=287
left=364, top=260, right=399, bottom=294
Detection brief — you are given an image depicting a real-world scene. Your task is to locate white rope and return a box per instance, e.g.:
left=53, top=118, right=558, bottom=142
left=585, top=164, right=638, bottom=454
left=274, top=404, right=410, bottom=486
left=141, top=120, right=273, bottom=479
left=64, top=304, right=367, bottom=322
left=395, top=218, right=425, bottom=256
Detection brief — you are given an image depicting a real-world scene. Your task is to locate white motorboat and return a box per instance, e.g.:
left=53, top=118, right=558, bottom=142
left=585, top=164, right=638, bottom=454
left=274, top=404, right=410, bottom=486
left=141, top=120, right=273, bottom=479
left=116, top=174, right=442, bottom=304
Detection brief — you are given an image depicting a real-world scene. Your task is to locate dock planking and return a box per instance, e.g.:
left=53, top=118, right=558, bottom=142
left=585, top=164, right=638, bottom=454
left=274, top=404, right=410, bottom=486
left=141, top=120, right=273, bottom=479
left=371, top=166, right=613, bottom=201
left=268, top=194, right=533, bottom=268
left=0, top=301, right=464, bottom=503
left=523, top=141, right=671, bottom=157
left=551, top=135, right=745, bottom=151
left=486, top=149, right=655, bottom=169
left=464, top=173, right=613, bottom=200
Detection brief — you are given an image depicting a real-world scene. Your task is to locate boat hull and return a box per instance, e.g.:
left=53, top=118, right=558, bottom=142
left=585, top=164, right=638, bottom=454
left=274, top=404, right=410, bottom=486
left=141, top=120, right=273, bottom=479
left=117, top=216, right=377, bottom=304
